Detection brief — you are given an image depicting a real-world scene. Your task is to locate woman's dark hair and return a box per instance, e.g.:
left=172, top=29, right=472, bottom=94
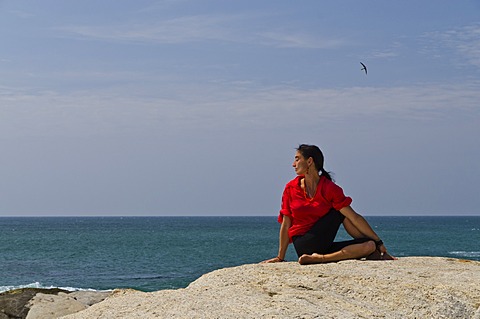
left=296, top=144, right=334, bottom=181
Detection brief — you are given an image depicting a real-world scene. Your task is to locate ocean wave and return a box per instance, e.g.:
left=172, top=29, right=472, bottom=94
left=0, top=282, right=110, bottom=294
left=130, top=275, right=171, bottom=280
left=449, top=251, right=480, bottom=258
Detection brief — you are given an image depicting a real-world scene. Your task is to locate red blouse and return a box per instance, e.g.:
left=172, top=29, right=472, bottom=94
left=278, top=175, right=352, bottom=239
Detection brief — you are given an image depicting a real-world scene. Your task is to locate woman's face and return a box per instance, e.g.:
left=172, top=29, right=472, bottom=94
left=292, top=151, right=309, bottom=175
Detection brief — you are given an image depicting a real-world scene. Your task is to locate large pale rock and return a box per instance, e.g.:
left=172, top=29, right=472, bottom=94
left=62, top=257, right=480, bottom=319
left=26, top=291, right=110, bottom=319
left=0, top=288, right=69, bottom=319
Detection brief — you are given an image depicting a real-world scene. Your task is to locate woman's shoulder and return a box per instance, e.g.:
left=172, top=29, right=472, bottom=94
left=319, top=175, right=352, bottom=207
left=285, top=176, right=302, bottom=188
left=319, top=175, right=343, bottom=190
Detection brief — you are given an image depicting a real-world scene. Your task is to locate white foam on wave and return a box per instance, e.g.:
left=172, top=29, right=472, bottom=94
left=0, top=282, right=110, bottom=294
left=449, top=251, right=480, bottom=258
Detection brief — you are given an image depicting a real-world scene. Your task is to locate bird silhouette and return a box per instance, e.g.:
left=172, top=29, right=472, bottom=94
left=360, top=62, right=367, bottom=75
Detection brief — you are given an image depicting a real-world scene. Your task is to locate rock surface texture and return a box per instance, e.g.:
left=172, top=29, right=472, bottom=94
left=59, top=257, right=480, bottom=319
left=0, top=288, right=69, bottom=319
left=0, top=288, right=110, bottom=319
left=27, top=291, right=111, bottom=319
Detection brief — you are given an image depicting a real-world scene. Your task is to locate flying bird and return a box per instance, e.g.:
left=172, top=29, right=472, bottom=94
left=360, top=62, right=367, bottom=75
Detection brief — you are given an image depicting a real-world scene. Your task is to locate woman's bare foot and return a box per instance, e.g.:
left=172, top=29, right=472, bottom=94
left=298, top=253, right=325, bottom=265
left=366, top=249, right=397, bottom=260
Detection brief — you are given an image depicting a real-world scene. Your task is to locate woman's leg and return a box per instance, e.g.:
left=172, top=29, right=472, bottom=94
left=293, top=209, right=381, bottom=264
left=342, top=218, right=396, bottom=261
left=292, top=209, right=345, bottom=257
left=342, top=217, right=365, bottom=238
left=298, top=240, right=376, bottom=265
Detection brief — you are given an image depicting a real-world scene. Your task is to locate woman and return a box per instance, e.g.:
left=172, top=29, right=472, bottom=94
left=262, top=144, right=394, bottom=264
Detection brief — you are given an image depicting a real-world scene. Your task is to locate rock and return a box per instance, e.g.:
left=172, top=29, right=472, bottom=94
left=0, top=288, right=69, bottom=319
left=0, top=288, right=110, bottom=319
left=26, top=291, right=111, bottom=319
left=61, top=257, right=480, bottom=319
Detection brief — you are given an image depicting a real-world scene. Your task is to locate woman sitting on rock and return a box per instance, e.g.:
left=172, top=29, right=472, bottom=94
left=262, top=144, right=394, bottom=264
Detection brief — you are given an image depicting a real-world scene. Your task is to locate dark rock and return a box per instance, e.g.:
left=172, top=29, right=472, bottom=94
left=0, top=288, right=69, bottom=319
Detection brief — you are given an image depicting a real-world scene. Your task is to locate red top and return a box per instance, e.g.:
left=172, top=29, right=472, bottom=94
left=278, top=175, right=352, bottom=239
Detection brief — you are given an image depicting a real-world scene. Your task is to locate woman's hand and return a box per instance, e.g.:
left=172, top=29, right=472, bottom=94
left=260, top=215, right=291, bottom=264
left=378, top=243, right=387, bottom=254
left=377, top=244, right=397, bottom=260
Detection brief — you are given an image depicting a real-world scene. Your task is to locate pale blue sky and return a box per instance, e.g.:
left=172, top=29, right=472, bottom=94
left=1, top=1, right=479, bottom=216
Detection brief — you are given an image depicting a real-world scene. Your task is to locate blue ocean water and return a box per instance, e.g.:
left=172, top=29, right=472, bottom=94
left=1, top=216, right=479, bottom=293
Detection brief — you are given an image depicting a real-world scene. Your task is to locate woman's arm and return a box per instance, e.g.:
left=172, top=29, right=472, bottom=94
left=342, top=218, right=364, bottom=238
left=261, top=215, right=291, bottom=263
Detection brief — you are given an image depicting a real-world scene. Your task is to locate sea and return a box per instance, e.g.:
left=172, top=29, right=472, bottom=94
left=1, top=216, right=479, bottom=294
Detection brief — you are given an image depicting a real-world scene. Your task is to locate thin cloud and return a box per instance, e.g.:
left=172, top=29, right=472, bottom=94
left=2, top=81, right=479, bottom=138
left=8, top=9, right=35, bottom=19
left=367, top=41, right=403, bottom=59
left=371, top=51, right=398, bottom=59
left=222, top=82, right=480, bottom=126
left=258, top=31, right=346, bottom=49
left=57, top=15, right=232, bottom=44
left=422, top=23, right=480, bottom=68
left=55, top=14, right=345, bottom=49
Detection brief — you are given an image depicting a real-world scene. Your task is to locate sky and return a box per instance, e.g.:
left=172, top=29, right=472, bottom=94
left=0, top=1, right=479, bottom=216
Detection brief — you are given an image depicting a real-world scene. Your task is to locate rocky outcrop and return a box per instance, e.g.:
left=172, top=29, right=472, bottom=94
left=26, top=290, right=111, bottom=319
left=60, top=257, right=480, bottom=319
left=0, top=288, right=110, bottom=319
left=0, top=288, right=69, bottom=319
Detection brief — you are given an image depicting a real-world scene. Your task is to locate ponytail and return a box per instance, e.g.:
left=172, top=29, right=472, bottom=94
left=320, top=167, right=334, bottom=181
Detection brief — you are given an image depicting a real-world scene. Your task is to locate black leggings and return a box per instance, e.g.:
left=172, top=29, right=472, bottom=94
left=292, top=209, right=372, bottom=258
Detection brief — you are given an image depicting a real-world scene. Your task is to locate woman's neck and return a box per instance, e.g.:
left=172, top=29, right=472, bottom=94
left=304, top=171, right=320, bottom=184
left=302, top=172, right=320, bottom=198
